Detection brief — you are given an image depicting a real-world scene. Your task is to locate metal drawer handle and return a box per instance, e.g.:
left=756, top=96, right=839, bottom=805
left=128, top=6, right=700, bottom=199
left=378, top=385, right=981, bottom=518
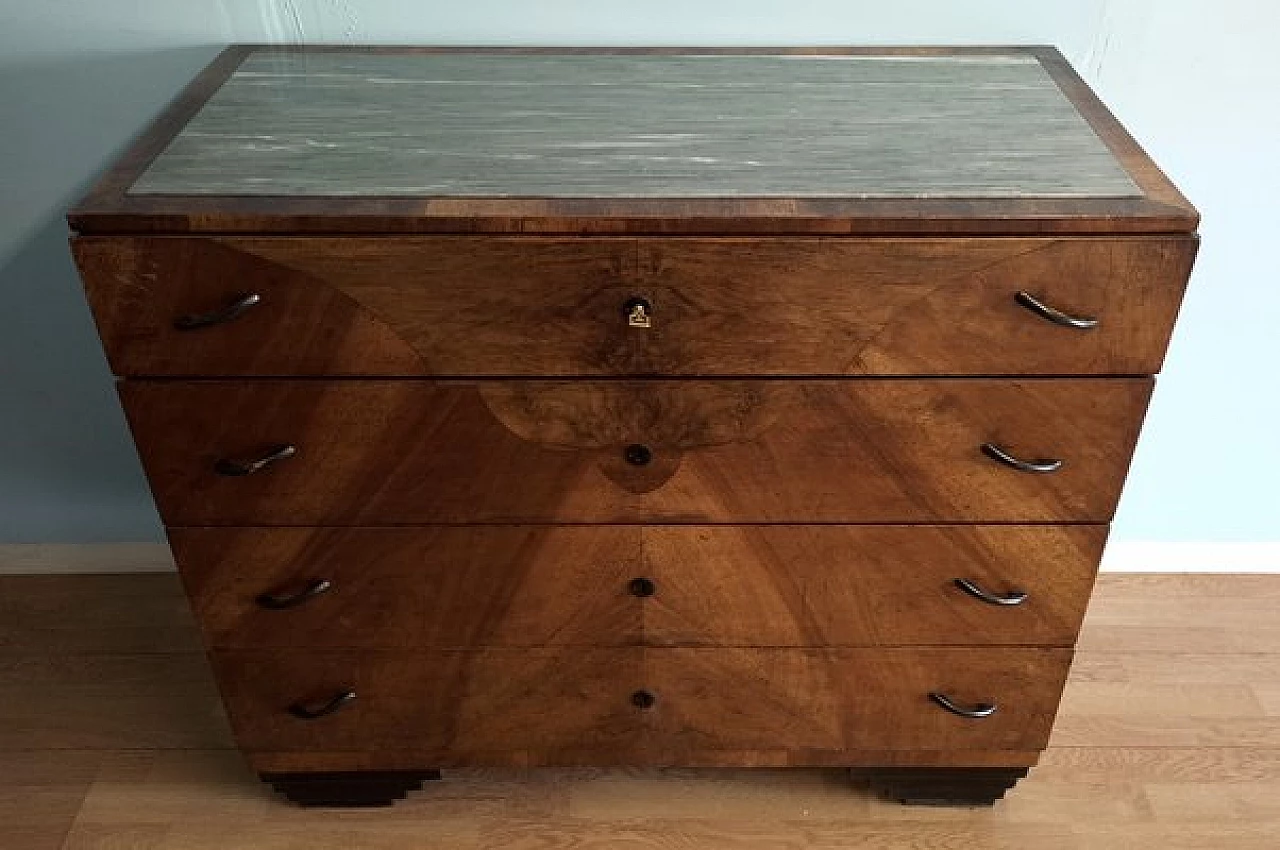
left=930, top=692, right=997, bottom=719
left=214, top=444, right=296, bottom=477
left=174, top=292, right=261, bottom=330
left=288, top=689, right=357, bottom=720
left=954, top=578, right=1028, bottom=607
left=256, top=578, right=332, bottom=610
left=1015, top=291, right=1098, bottom=330
left=981, top=442, right=1063, bottom=474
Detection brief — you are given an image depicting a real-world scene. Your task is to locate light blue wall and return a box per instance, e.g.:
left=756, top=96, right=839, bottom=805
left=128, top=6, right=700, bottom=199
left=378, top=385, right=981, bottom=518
left=0, top=1, right=1274, bottom=543
left=1082, top=3, right=1280, bottom=541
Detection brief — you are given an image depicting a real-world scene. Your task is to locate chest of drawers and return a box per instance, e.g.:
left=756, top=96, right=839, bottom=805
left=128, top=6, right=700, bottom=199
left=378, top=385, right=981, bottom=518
left=70, top=46, right=1198, bottom=807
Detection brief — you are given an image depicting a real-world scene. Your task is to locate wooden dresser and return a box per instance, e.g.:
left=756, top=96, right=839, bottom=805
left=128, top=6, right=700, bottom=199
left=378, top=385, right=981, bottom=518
left=69, top=46, right=1198, bottom=807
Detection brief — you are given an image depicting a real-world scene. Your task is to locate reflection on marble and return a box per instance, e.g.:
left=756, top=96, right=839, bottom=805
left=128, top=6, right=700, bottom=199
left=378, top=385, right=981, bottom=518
left=131, top=52, right=1141, bottom=199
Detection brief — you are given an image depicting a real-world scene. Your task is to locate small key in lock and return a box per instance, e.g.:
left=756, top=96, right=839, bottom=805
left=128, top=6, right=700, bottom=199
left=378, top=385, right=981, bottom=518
left=623, top=297, right=653, bottom=328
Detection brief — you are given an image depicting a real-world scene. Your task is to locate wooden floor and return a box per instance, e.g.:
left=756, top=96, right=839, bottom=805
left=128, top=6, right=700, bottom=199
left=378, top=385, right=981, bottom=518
left=3, top=573, right=1279, bottom=850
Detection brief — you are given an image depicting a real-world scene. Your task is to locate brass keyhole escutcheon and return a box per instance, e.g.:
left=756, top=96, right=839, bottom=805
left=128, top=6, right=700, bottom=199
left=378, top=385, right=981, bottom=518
left=623, top=297, right=652, bottom=329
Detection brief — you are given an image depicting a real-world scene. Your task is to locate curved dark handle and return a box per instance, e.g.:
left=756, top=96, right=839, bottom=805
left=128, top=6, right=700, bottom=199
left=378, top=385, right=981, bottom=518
left=214, top=444, right=296, bottom=477
left=256, top=578, right=332, bottom=610
left=174, top=293, right=261, bottom=330
left=954, top=577, right=1028, bottom=607
left=980, top=442, right=1063, bottom=474
left=1015, top=291, right=1098, bottom=330
left=288, top=689, right=356, bottom=720
left=929, top=692, right=997, bottom=719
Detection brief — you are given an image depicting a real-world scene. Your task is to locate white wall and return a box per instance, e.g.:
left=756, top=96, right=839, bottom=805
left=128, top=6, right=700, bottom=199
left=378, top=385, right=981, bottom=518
left=1081, top=2, right=1280, bottom=545
left=0, top=1, right=1276, bottom=568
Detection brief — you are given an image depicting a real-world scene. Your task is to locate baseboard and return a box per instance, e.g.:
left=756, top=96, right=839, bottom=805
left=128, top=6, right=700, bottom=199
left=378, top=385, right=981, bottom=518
left=1100, top=542, right=1280, bottom=574
left=2, top=542, right=1279, bottom=575
left=0, top=543, right=174, bottom=574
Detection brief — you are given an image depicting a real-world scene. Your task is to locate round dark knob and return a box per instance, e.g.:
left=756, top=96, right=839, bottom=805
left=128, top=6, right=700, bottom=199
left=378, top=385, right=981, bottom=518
left=624, top=444, right=653, bottom=466
left=628, top=577, right=656, bottom=598
left=631, top=689, right=657, bottom=709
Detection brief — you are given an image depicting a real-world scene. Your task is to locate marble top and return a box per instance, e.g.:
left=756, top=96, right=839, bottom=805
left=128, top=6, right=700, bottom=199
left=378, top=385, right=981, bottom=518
left=130, top=52, right=1140, bottom=199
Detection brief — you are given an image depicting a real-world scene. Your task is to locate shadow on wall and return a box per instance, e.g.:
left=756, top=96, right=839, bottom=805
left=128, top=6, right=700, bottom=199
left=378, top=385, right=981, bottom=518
left=0, top=48, right=222, bottom=542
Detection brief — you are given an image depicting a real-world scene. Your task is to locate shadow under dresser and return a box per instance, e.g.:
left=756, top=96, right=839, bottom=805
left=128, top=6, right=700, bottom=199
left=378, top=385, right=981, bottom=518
left=68, top=45, right=1198, bottom=807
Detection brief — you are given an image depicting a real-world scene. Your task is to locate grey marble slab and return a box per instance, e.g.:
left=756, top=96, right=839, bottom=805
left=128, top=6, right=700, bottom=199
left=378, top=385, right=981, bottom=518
left=130, top=52, right=1141, bottom=199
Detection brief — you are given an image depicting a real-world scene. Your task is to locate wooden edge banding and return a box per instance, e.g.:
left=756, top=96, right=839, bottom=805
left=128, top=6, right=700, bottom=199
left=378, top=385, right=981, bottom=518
left=66, top=44, right=1200, bottom=236
left=1030, top=46, right=1199, bottom=225
left=68, top=45, right=254, bottom=223
left=66, top=199, right=1202, bottom=237
left=248, top=750, right=1044, bottom=773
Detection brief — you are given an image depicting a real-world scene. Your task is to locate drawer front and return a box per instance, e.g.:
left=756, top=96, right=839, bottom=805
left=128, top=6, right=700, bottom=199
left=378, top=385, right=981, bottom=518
left=122, top=379, right=1151, bottom=525
left=211, top=648, right=1071, bottom=757
left=174, top=525, right=1103, bottom=649
left=77, top=236, right=1195, bottom=377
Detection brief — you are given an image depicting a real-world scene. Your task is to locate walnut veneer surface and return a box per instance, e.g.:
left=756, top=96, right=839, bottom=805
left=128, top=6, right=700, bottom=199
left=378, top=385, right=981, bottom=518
left=69, top=45, right=1197, bottom=807
left=75, top=236, right=1195, bottom=376
left=6, top=573, right=1280, bottom=849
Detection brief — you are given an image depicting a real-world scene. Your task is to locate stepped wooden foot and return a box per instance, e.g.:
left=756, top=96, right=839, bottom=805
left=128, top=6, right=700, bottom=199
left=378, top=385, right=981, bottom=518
left=861, top=767, right=1029, bottom=807
left=261, top=770, right=441, bottom=807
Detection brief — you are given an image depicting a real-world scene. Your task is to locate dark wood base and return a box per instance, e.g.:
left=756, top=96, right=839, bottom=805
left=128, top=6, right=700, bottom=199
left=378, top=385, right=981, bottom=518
left=262, top=766, right=1030, bottom=807
left=261, top=770, right=441, bottom=807
left=860, top=767, right=1030, bottom=806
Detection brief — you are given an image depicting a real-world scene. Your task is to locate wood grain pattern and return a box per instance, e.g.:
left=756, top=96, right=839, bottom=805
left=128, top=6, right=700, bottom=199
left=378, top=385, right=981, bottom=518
left=67, top=46, right=1199, bottom=236
left=6, top=573, right=1278, bottom=849
left=1078, top=576, right=1280, bottom=653
left=173, top=526, right=639, bottom=649
left=0, top=751, right=105, bottom=850
left=44, top=756, right=1280, bottom=850
left=210, top=648, right=1071, bottom=759
left=119, top=379, right=1152, bottom=525
left=1050, top=651, right=1280, bottom=749
left=170, top=525, right=1104, bottom=649
left=74, top=235, right=1195, bottom=377
left=0, top=654, right=230, bottom=751
left=58, top=43, right=1204, bottom=810
left=21, top=573, right=1274, bottom=759
left=0, top=574, right=198, bottom=653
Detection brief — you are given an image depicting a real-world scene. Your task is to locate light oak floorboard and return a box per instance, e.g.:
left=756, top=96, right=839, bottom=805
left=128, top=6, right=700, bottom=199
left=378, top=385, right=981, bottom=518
left=0, top=573, right=1277, bottom=849
left=0, top=575, right=197, bottom=654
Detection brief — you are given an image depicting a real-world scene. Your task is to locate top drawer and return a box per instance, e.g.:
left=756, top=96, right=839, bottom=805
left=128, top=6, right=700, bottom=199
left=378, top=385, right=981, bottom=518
left=74, top=236, right=1195, bottom=377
